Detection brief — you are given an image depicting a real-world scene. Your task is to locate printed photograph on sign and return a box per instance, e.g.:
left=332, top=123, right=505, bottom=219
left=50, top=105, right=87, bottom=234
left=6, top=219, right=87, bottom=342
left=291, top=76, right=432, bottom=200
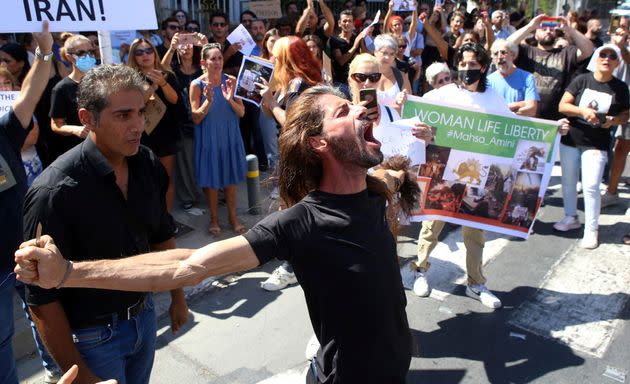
left=425, top=180, right=467, bottom=212
left=393, top=0, right=415, bottom=11
left=412, top=177, right=431, bottom=215
left=514, top=140, right=549, bottom=173
left=443, top=150, right=489, bottom=186
left=461, top=162, right=512, bottom=219
left=500, top=171, right=542, bottom=228
left=235, top=56, right=274, bottom=106
left=418, top=145, right=450, bottom=181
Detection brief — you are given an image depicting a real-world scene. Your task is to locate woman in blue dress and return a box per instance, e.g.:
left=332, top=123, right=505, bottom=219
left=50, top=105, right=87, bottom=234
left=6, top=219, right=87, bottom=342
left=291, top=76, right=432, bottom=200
left=190, top=43, right=246, bottom=235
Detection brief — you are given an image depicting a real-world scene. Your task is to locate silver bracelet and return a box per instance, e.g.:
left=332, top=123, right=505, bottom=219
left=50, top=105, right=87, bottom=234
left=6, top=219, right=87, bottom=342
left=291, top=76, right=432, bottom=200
left=55, top=260, right=73, bottom=289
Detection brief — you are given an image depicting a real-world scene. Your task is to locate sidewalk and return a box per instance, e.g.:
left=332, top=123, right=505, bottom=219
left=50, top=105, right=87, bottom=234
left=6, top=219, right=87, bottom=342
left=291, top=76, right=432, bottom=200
left=14, top=174, right=277, bottom=383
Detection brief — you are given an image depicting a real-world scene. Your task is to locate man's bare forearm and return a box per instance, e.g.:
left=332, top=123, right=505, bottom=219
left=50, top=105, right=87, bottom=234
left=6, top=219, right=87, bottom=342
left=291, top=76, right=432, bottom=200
left=62, top=237, right=260, bottom=292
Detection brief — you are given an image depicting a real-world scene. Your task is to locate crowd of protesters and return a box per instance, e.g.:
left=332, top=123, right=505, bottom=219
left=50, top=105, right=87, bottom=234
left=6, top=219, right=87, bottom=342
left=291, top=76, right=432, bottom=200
left=2, top=1, right=630, bottom=383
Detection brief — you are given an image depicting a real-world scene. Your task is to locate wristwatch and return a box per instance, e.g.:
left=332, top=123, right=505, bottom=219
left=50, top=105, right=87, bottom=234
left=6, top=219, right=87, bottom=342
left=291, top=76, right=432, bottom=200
left=35, top=47, right=54, bottom=62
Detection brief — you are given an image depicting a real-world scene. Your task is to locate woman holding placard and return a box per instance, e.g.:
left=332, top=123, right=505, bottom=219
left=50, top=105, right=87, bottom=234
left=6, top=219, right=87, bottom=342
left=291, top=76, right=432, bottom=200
left=190, top=43, right=246, bottom=236
left=127, top=38, right=183, bottom=213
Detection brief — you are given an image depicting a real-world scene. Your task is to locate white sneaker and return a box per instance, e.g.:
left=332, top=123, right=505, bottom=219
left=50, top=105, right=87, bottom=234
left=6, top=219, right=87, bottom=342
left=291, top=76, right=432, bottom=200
left=553, top=216, right=581, bottom=232
left=576, top=181, right=583, bottom=194
left=260, top=265, right=297, bottom=291
left=600, top=192, right=620, bottom=208
left=466, top=284, right=502, bottom=308
left=413, top=270, right=430, bottom=297
left=579, top=229, right=599, bottom=249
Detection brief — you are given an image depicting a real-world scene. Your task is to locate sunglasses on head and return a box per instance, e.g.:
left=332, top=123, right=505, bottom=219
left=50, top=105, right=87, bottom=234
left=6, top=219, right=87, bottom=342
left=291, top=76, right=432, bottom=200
left=71, top=49, right=96, bottom=57
left=212, top=22, right=227, bottom=27
left=599, top=51, right=618, bottom=60
left=351, top=72, right=382, bottom=82
left=134, top=47, right=154, bottom=56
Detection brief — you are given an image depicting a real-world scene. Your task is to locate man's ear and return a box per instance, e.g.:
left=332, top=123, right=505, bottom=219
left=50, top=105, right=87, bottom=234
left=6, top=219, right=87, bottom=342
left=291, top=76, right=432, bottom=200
left=308, top=135, right=328, bottom=154
left=78, top=108, right=96, bottom=131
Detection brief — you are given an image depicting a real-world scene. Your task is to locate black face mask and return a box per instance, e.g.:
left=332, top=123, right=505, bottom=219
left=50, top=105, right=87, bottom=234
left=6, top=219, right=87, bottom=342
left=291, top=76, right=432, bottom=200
left=458, top=69, right=482, bottom=85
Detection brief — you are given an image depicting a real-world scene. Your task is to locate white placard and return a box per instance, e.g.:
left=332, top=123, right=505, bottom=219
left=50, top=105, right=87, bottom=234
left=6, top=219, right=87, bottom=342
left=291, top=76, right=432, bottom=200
left=376, top=117, right=426, bottom=165
left=0, top=0, right=157, bottom=32
left=393, top=0, right=414, bottom=11
left=234, top=56, right=275, bottom=107
left=0, top=92, right=20, bottom=118
left=248, top=0, right=282, bottom=19
left=369, top=10, right=381, bottom=28
left=227, top=24, right=256, bottom=56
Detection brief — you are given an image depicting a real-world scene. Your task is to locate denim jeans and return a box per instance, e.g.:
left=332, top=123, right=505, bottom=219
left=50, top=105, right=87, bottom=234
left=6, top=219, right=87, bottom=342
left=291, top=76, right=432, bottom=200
left=559, top=144, right=607, bottom=231
left=72, top=294, right=156, bottom=384
left=0, top=272, right=18, bottom=384
left=259, top=112, right=279, bottom=172
left=14, top=282, right=62, bottom=376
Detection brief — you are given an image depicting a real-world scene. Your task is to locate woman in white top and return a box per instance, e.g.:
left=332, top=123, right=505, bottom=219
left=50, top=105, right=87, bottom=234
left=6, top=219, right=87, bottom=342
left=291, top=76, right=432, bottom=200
left=373, top=34, right=412, bottom=111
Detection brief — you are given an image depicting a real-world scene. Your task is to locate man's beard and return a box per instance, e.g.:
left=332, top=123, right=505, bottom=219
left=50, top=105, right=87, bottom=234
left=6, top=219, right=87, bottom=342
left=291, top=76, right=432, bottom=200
left=539, top=34, right=556, bottom=47
left=325, top=125, right=383, bottom=168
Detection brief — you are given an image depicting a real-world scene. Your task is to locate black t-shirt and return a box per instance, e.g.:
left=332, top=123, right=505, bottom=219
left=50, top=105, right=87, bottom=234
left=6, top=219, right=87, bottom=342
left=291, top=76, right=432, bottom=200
left=49, top=76, right=84, bottom=158
left=24, top=137, right=175, bottom=327
left=329, top=34, right=357, bottom=84
left=140, top=72, right=183, bottom=157
left=244, top=189, right=412, bottom=384
left=173, top=64, right=203, bottom=134
left=561, top=73, right=630, bottom=150
left=515, top=44, right=579, bottom=120
left=0, top=109, right=32, bottom=273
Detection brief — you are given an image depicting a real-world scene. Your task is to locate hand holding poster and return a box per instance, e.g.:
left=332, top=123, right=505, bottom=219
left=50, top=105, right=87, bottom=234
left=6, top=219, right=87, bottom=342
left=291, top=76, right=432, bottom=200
left=0, top=0, right=157, bottom=32
left=227, top=25, right=256, bottom=56
left=234, top=56, right=274, bottom=106
left=402, top=96, right=560, bottom=239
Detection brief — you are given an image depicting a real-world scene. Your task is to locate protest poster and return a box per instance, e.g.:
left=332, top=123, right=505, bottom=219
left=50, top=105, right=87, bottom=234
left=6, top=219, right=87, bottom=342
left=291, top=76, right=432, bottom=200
left=234, top=56, right=274, bottom=106
left=227, top=24, right=256, bottom=56
left=0, top=92, right=20, bottom=118
left=0, top=0, right=157, bottom=32
left=401, top=96, right=560, bottom=239
left=376, top=117, right=425, bottom=165
left=248, top=0, right=283, bottom=19
left=393, top=0, right=414, bottom=12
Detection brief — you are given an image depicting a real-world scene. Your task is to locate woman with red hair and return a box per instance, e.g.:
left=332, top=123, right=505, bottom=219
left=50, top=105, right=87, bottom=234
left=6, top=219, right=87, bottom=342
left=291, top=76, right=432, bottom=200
left=258, top=36, right=324, bottom=291
left=383, top=0, right=418, bottom=58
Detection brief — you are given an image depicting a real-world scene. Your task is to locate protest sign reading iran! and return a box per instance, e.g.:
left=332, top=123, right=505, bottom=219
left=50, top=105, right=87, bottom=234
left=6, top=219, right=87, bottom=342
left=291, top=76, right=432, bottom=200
left=0, top=0, right=157, bottom=32
left=402, top=96, right=560, bottom=239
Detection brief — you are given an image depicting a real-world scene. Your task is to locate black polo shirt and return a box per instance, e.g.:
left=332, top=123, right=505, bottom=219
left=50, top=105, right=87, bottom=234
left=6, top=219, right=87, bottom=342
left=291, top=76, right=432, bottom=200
left=0, top=109, right=32, bottom=273
left=24, top=137, right=174, bottom=328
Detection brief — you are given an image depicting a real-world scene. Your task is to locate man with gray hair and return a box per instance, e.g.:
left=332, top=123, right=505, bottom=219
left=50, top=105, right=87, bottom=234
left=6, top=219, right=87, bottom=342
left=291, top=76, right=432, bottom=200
left=22, top=64, right=189, bottom=383
left=487, top=39, right=539, bottom=117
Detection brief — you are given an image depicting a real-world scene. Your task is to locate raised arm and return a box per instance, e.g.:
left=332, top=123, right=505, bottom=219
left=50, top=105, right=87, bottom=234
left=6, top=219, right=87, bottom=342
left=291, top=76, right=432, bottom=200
left=408, top=4, right=418, bottom=43
left=318, top=0, right=335, bottom=37
left=561, top=16, right=594, bottom=62
left=508, top=13, right=545, bottom=46
left=15, top=235, right=260, bottom=292
left=296, top=0, right=314, bottom=36
left=13, top=22, right=53, bottom=129
left=424, top=7, right=449, bottom=61
left=383, top=0, right=394, bottom=33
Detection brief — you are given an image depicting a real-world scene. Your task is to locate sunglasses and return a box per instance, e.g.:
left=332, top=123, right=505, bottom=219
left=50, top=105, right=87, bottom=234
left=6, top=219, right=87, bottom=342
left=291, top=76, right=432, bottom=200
left=212, top=22, right=227, bottom=27
left=351, top=72, right=382, bottom=83
left=599, top=51, right=618, bottom=60
left=133, top=47, right=154, bottom=56
left=435, top=76, right=451, bottom=85
left=72, top=49, right=96, bottom=57
left=168, top=24, right=181, bottom=31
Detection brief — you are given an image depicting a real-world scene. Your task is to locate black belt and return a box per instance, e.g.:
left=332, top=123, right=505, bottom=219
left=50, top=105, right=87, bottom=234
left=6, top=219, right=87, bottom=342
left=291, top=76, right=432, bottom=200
left=71, top=295, right=147, bottom=329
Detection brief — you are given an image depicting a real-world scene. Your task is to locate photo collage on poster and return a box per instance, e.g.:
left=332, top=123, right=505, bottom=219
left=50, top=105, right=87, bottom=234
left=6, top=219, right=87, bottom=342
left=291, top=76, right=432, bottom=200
left=413, top=139, right=550, bottom=230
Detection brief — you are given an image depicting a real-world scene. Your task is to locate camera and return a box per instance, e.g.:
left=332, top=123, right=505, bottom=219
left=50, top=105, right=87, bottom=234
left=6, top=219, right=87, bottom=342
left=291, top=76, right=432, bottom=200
left=407, top=57, right=417, bottom=66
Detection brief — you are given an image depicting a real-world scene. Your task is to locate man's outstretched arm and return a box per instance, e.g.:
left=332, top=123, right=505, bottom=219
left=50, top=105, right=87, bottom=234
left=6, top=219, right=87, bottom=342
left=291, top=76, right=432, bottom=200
left=15, top=235, right=260, bottom=292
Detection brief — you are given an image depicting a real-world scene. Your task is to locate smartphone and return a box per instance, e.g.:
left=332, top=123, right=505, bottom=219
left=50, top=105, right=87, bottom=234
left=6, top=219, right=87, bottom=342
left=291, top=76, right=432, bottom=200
left=540, top=16, right=562, bottom=29
left=359, top=88, right=377, bottom=110
left=178, top=33, right=201, bottom=48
